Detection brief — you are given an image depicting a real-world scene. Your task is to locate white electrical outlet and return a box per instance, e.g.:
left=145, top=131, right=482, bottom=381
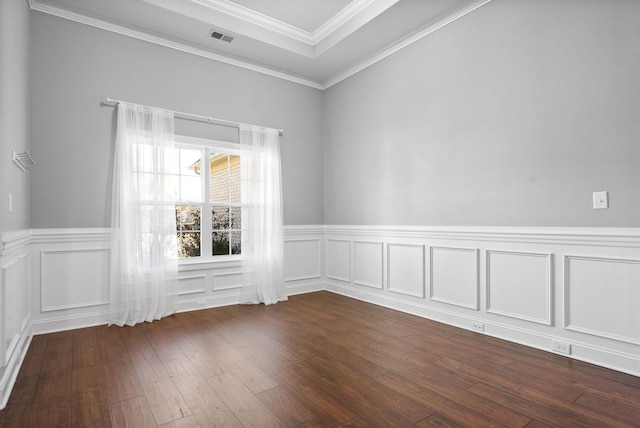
left=471, top=321, right=484, bottom=332
left=552, top=340, right=571, bottom=355
left=197, top=301, right=206, bottom=309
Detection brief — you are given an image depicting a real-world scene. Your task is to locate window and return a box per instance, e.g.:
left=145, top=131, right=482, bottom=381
left=174, top=136, right=244, bottom=260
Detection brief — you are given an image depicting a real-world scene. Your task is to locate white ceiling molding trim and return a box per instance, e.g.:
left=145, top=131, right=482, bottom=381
left=172, top=0, right=394, bottom=47
left=313, top=0, right=400, bottom=56
left=141, top=0, right=315, bottom=56
left=313, top=0, right=384, bottom=42
left=144, top=0, right=400, bottom=58
left=29, top=1, right=324, bottom=89
left=322, top=0, right=494, bottom=89
left=192, top=0, right=313, bottom=43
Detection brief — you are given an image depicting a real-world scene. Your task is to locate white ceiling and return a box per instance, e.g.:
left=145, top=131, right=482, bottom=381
left=29, top=0, right=492, bottom=89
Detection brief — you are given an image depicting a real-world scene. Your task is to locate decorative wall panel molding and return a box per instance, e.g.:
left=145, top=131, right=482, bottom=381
left=1, top=260, right=20, bottom=366
left=1, top=254, right=32, bottom=361
left=387, top=243, right=425, bottom=298
left=178, top=274, right=207, bottom=295
left=565, top=255, right=640, bottom=345
left=487, top=250, right=552, bottom=325
left=326, top=239, right=351, bottom=282
left=284, top=239, right=321, bottom=281
left=212, top=272, right=242, bottom=291
left=40, top=249, right=110, bottom=312
left=0, top=233, right=32, bottom=411
left=353, top=241, right=384, bottom=289
left=430, top=246, right=479, bottom=309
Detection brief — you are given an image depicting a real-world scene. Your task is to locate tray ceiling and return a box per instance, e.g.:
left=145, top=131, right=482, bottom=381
left=29, top=0, right=492, bottom=89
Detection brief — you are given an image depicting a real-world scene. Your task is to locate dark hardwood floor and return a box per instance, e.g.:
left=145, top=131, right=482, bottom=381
left=1, top=291, right=639, bottom=427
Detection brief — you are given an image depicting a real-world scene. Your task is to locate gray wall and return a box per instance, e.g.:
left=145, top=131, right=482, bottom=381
left=30, top=12, right=324, bottom=228
left=323, top=0, right=640, bottom=227
left=28, top=0, right=640, bottom=229
left=0, top=0, right=30, bottom=233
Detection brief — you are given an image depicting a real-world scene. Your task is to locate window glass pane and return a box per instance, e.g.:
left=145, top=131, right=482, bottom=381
left=179, top=148, right=202, bottom=176
left=212, top=206, right=229, bottom=230
left=176, top=205, right=201, bottom=231
left=229, top=155, right=241, bottom=203
left=229, top=206, right=241, bottom=229
left=210, top=153, right=229, bottom=170
left=229, top=155, right=240, bottom=176
left=162, top=147, right=179, bottom=174
left=178, top=232, right=201, bottom=258
left=230, top=231, right=241, bottom=255
left=229, top=180, right=241, bottom=203
left=180, top=176, right=202, bottom=202
left=210, top=178, right=229, bottom=203
left=212, top=231, right=229, bottom=256
left=210, top=153, right=229, bottom=203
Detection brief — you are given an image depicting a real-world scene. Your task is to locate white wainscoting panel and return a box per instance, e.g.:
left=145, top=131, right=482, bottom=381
left=387, top=243, right=425, bottom=298
left=353, top=241, right=384, bottom=289
left=1, top=262, right=19, bottom=366
left=178, top=275, right=207, bottom=296
left=212, top=272, right=242, bottom=291
left=565, top=255, right=640, bottom=345
left=326, top=239, right=351, bottom=282
left=10, top=226, right=640, bottom=386
left=0, top=231, right=32, bottom=410
left=487, top=250, right=552, bottom=325
left=284, top=239, right=321, bottom=281
left=19, top=255, right=31, bottom=333
left=430, top=246, right=479, bottom=309
left=40, top=249, right=110, bottom=312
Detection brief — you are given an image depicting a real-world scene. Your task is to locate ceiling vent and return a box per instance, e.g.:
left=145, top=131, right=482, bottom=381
left=209, top=30, right=234, bottom=43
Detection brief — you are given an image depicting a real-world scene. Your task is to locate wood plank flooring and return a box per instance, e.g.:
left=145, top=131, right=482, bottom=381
left=1, top=291, right=640, bottom=427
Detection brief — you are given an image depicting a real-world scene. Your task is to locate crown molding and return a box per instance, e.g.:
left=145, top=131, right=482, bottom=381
left=147, top=0, right=399, bottom=57
left=312, top=0, right=376, bottom=43
left=193, top=0, right=387, bottom=47
left=193, top=0, right=313, bottom=44
left=29, top=1, right=323, bottom=89
left=322, top=0, right=494, bottom=89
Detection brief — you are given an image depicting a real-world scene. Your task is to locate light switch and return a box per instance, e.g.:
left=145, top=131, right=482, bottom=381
left=8, top=193, right=13, bottom=213
left=593, top=191, right=608, bottom=209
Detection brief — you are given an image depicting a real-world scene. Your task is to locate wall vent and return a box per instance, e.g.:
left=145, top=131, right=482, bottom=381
left=210, top=30, right=234, bottom=43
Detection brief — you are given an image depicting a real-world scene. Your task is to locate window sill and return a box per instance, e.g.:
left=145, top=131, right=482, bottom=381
left=178, top=255, right=243, bottom=271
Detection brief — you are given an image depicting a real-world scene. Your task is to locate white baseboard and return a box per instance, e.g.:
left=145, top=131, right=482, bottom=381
left=31, top=311, right=109, bottom=335
left=0, top=326, right=31, bottom=411
left=327, top=282, right=640, bottom=377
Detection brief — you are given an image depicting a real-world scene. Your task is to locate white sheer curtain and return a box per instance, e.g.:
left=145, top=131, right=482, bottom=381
left=239, top=124, right=287, bottom=305
left=109, top=102, right=178, bottom=326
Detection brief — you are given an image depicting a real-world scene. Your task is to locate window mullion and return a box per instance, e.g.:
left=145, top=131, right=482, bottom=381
left=201, top=147, right=213, bottom=258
